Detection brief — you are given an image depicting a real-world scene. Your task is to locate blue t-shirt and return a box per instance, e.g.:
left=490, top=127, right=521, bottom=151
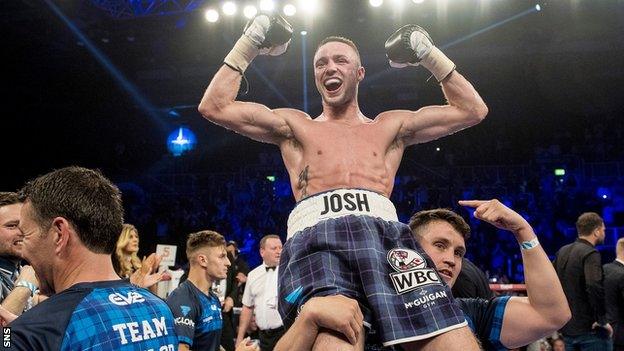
left=166, top=280, right=223, bottom=351
left=8, top=280, right=177, bottom=350
left=365, top=296, right=512, bottom=351
left=457, top=296, right=511, bottom=351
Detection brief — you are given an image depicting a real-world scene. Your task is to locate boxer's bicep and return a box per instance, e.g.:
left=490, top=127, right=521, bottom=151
left=394, top=105, right=481, bottom=146
left=213, top=101, right=296, bottom=145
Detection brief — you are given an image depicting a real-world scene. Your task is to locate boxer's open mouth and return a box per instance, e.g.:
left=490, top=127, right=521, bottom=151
left=324, top=78, right=343, bottom=92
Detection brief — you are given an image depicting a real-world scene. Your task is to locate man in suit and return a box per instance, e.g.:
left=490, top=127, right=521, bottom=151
left=604, top=237, right=624, bottom=351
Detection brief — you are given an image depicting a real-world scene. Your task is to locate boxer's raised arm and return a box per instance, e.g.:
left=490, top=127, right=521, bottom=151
left=198, top=15, right=296, bottom=145
left=382, top=25, right=488, bottom=146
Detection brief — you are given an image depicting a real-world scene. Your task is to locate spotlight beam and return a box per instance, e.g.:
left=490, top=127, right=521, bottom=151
left=365, top=5, right=542, bottom=85
left=42, top=0, right=165, bottom=130
left=249, top=65, right=294, bottom=107
left=440, top=6, right=540, bottom=50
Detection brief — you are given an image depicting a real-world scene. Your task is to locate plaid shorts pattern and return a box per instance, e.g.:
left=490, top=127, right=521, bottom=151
left=278, top=214, right=466, bottom=346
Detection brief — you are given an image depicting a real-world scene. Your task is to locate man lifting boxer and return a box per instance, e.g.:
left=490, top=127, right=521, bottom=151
left=198, top=14, right=488, bottom=350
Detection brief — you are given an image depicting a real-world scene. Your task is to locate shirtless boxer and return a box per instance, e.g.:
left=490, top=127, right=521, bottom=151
left=198, top=14, right=488, bottom=350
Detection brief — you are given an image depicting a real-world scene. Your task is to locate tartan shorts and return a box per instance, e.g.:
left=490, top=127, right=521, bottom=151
left=278, top=212, right=467, bottom=346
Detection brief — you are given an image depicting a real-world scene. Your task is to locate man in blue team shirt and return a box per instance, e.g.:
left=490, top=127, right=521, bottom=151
left=4, top=166, right=178, bottom=350
left=167, top=230, right=259, bottom=351
left=275, top=200, right=571, bottom=350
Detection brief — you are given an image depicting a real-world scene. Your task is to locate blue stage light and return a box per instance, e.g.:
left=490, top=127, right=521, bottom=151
left=167, top=127, right=197, bottom=156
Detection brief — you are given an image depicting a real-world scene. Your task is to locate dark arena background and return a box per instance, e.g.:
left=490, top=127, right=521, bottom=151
left=3, top=0, right=623, bottom=279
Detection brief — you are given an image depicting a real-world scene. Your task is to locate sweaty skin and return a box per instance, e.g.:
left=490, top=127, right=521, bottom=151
left=200, top=41, right=487, bottom=202
left=199, top=32, right=487, bottom=351
left=281, top=114, right=404, bottom=200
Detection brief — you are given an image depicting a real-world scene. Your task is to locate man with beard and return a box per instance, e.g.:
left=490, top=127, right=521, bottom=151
left=554, top=212, right=613, bottom=350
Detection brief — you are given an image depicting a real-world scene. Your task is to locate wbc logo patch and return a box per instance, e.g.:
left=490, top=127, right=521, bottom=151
left=387, top=248, right=441, bottom=294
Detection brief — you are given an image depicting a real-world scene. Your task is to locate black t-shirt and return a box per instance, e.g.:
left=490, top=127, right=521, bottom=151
left=452, top=258, right=494, bottom=299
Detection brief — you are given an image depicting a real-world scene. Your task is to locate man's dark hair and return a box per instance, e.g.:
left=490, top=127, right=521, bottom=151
left=408, top=209, right=471, bottom=240
left=18, top=166, right=124, bottom=255
left=576, top=212, right=604, bottom=237
left=0, top=192, right=20, bottom=207
left=316, top=36, right=361, bottom=65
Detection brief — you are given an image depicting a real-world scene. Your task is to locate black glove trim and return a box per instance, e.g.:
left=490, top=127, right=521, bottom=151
left=385, top=24, right=434, bottom=64
left=223, top=62, right=250, bottom=95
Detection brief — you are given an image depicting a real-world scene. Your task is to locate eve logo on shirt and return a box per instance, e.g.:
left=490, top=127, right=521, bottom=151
left=109, top=291, right=146, bottom=306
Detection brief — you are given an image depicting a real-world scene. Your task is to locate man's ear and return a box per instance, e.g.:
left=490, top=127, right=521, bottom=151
left=357, top=66, right=365, bottom=82
left=197, top=254, right=208, bottom=268
left=51, top=217, right=72, bottom=255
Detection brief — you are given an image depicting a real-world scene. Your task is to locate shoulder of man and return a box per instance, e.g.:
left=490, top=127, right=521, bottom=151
left=248, top=265, right=266, bottom=280
left=8, top=282, right=102, bottom=350
left=167, top=280, right=191, bottom=297
left=273, top=108, right=312, bottom=121
left=457, top=296, right=511, bottom=350
left=62, top=281, right=176, bottom=349
left=605, top=261, right=624, bottom=276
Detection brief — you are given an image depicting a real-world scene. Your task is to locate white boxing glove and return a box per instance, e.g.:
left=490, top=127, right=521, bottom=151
left=224, top=14, right=292, bottom=73
left=385, top=24, right=455, bottom=82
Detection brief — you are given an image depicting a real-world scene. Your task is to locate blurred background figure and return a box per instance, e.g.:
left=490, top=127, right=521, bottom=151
left=452, top=257, right=494, bottom=299
left=0, top=192, right=42, bottom=315
left=226, top=240, right=250, bottom=341
left=604, top=238, right=624, bottom=351
left=113, top=223, right=170, bottom=292
left=114, top=223, right=141, bottom=279
left=551, top=337, right=565, bottom=351
left=554, top=212, right=613, bottom=351
left=236, top=235, right=283, bottom=351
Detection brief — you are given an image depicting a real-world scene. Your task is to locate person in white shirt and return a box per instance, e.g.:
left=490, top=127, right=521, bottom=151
left=236, top=235, right=283, bottom=351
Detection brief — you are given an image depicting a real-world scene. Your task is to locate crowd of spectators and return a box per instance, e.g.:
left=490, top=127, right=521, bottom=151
left=117, top=113, right=624, bottom=280
left=121, top=155, right=623, bottom=281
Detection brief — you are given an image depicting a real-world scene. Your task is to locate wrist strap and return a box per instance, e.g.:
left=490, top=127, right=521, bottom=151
left=420, top=46, right=456, bottom=82
left=224, top=35, right=259, bottom=74
left=520, top=237, right=540, bottom=250
left=15, top=280, right=37, bottom=296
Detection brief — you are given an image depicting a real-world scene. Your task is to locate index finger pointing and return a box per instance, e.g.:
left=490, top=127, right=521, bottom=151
left=458, top=200, right=486, bottom=208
